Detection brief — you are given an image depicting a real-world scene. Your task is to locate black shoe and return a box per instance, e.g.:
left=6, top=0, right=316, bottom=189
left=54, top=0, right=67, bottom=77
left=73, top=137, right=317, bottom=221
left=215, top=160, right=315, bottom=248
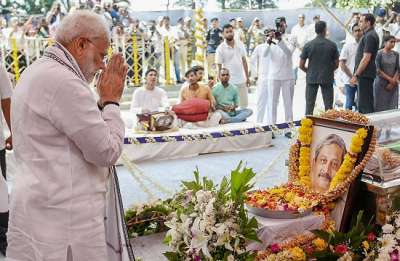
left=285, top=132, right=293, bottom=139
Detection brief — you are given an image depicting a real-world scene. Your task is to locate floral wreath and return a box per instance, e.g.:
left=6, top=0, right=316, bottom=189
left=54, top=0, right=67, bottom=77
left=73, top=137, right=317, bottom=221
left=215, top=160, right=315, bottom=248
left=288, top=110, right=377, bottom=204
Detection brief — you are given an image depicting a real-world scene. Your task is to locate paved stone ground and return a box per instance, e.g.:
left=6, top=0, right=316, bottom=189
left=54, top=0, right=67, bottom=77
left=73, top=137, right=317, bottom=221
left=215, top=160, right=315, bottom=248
left=0, top=73, right=342, bottom=260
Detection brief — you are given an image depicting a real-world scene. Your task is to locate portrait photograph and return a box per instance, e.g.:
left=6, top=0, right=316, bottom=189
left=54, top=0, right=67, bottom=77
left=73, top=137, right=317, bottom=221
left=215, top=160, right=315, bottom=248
left=307, top=116, right=373, bottom=231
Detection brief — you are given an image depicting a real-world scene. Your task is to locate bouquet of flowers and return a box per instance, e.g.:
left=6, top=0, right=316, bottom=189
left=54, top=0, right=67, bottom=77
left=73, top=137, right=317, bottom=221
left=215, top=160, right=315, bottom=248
left=370, top=210, right=400, bottom=260
left=163, top=163, right=260, bottom=261
left=246, top=184, right=320, bottom=214
left=257, top=211, right=377, bottom=261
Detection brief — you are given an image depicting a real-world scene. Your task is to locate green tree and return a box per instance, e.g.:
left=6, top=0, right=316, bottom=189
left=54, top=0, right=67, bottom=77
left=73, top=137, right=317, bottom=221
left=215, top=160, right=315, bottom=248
left=1, top=0, right=71, bottom=15
left=336, top=0, right=397, bottom=8
left=174, top=0, right=276, bottom=9
left=306, top=0, right=337, bottom=7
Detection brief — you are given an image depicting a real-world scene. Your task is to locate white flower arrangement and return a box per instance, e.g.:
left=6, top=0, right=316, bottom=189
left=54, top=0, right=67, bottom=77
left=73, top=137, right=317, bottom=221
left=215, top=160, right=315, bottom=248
left=163, top=164, right=260, bottom=261
left=372, top=211, right=400, bottom=260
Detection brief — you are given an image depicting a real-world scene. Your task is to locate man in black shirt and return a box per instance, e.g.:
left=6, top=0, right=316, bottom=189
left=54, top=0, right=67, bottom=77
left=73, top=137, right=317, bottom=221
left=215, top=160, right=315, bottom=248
left=350, top=13, right=379, bottom=114
left=206, top=18, right=223, bottom=78
left=300, top=21, right=339, bottom=115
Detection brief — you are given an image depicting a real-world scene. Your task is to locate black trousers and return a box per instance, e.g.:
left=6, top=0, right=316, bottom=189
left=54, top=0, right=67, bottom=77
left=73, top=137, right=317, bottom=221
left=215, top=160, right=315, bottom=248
left=357, top=77, right=374, bottom=114
left=305, top=83, right=334, bottom=115
left=0, top=149, right=7, bottom=255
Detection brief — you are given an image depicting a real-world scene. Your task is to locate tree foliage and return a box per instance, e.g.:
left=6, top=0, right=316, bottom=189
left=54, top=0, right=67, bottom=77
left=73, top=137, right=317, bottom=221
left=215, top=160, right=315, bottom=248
left=0, top=0, right=71, bottom=15
left=336, top=0, right=398, bottom=8
left=174, top=0, right=277, bottom=9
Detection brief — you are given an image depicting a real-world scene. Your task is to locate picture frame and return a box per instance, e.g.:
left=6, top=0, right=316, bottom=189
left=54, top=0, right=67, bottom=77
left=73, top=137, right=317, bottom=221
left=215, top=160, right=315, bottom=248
left=307, top=116, right=374, bottom=231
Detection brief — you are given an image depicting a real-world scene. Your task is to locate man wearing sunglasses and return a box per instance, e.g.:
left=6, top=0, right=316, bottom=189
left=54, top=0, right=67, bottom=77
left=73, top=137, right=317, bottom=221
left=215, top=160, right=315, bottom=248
left=7, top=10, right=132, bottom=261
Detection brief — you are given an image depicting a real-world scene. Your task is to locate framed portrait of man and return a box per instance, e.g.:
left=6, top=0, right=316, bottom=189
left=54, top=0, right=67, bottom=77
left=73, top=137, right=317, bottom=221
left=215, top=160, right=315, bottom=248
left=308, top=116, right=374, bottom=231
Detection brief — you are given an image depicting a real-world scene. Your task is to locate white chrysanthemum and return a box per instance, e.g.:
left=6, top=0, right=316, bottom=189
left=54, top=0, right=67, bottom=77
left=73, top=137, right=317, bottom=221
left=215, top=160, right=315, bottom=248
left=382, top=224, right=395, bottom=234
left=378, top=234, right=397, bottom=255
left=395, top=215, right=400, bottom=227
left=227, top=255, right=235, bottom=261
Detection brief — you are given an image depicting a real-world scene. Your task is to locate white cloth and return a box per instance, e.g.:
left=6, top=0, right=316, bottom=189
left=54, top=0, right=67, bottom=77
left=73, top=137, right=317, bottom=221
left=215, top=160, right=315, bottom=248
left=250, top=43, right=270, bottom=81
left=0, top=174, right=7, bottom=212
left=263, top=36, right=295, bottom=80
left=215, top=40, right=247, bottom=84
left=130, top=86, right=169, bottom=114
left=306, top=23, right=317, bottom=43
left=339, top=40, right=359, bottom=84
left=291, top=23, right=308, bottom=68
left=247, top=213, right=325, bottom=251
left=122, top=122, right=272, bottom=162
left=291, top=23, right=308, bottom=49
left=387, top=23, right=400, bottom=53
left=267, top=79, right=295, bottom=125
left=256, top=78, right=269, bottom=123
left=7, top=43, right=125, bottom=261
left=0, top=64, right=13, bottom=150
left=236, top=82, right=248, bottom=109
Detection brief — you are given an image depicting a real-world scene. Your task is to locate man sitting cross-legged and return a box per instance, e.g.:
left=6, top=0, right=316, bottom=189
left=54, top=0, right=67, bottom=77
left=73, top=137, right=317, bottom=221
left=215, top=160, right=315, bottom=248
left=177, top=68, right=221, bottom=128
left=212, top=68, right=253, bottom=124
left=130, top=68, right=169, bottom=114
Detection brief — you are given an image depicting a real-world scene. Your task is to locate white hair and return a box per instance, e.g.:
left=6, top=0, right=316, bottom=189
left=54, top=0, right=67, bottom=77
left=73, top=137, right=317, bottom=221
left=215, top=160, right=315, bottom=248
left=55, top=10, right=110, bottom=44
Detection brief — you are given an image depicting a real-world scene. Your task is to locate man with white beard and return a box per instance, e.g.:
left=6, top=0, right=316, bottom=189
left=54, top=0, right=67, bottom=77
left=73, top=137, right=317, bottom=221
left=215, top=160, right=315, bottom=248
left=7, top=11, right=134, bottom=261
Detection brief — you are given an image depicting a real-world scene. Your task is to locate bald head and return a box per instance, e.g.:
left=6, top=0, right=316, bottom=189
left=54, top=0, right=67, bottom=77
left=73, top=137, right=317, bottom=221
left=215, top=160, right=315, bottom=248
left=55, top=10, right=110, bottom=45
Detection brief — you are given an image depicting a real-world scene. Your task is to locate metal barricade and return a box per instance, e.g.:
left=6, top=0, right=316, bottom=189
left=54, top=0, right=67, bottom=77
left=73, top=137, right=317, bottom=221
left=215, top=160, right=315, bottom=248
left=0, top=35, right=183, bottom=86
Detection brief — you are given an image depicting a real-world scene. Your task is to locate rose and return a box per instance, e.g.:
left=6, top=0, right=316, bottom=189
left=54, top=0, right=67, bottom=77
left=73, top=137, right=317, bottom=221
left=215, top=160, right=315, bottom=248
left=391, top=249, right=399, bottom=261
left=304, top=245, right=314, bottom=255
left=270, top=243, right=281, bottom=253
left=335, top=244, right=348, bottom=255
left=367, top=232, right=376, bottom=241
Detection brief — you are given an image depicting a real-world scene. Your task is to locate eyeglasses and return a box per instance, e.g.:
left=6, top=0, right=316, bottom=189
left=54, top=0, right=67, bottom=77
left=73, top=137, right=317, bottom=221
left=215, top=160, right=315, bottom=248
left=86, top=38, right=108, bottom=63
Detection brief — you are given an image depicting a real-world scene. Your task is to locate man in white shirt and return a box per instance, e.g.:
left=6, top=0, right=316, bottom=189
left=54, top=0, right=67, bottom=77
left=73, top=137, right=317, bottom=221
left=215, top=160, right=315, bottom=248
left=263, top=17, right=296, bottom=137
left=251, top=30, right=270, bottom=123
left=0, top=63, right=12, bottom=256
left=216, top=24, right=250, bottom=108
left=159, top=16, right=181, bottom=83
left=130, top=69, right=169, bottom=114
left=339, top=23, right=363, bottom=110
left=291, top=14, right=308, bottom=82
left=7, top=11, right=132, bottom=261
left=306, top=15, right=320, bottom=43
left=385, top=12, right=400, bottom=53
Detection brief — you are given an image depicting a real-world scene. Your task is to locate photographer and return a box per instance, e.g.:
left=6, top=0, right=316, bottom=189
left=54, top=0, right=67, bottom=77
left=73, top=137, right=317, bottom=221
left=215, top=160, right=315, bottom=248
left=263, top=17, right=296, bottom=137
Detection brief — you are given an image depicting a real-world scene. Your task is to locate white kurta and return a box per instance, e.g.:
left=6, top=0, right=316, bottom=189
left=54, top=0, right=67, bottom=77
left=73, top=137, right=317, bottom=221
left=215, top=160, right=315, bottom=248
left=7, top=43, right=125, bottom=261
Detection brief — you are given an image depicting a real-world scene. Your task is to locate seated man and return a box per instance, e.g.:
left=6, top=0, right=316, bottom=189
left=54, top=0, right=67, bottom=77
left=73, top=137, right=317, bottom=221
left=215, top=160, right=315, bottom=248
left=212, top=68, right=253, bottom=123
left=178, top=68, right=221, bottom=127
left=130, top=69, right=169, bottom=114
left=192, top=65, right=215, bottom=88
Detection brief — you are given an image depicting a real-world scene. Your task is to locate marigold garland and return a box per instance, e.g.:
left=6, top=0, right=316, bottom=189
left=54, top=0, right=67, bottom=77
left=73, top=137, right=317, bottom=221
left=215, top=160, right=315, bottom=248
left=288, top=110, right=377, bottom=203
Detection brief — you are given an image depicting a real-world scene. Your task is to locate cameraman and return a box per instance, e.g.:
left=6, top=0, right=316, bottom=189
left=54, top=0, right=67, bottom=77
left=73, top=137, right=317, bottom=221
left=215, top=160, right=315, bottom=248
left=263, top=17, right=296, bottom=137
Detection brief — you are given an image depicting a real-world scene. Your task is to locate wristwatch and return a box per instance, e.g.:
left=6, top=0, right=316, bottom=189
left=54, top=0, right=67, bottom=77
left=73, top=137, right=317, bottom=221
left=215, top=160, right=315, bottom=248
left=97, top=101, right=120, bottom=111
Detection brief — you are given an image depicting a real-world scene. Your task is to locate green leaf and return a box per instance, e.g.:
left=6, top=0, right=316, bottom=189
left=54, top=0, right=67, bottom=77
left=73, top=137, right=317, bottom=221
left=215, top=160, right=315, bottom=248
left=163, top=234, right=172, bottom=245
left=163, top=252, right=180, bottom=261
